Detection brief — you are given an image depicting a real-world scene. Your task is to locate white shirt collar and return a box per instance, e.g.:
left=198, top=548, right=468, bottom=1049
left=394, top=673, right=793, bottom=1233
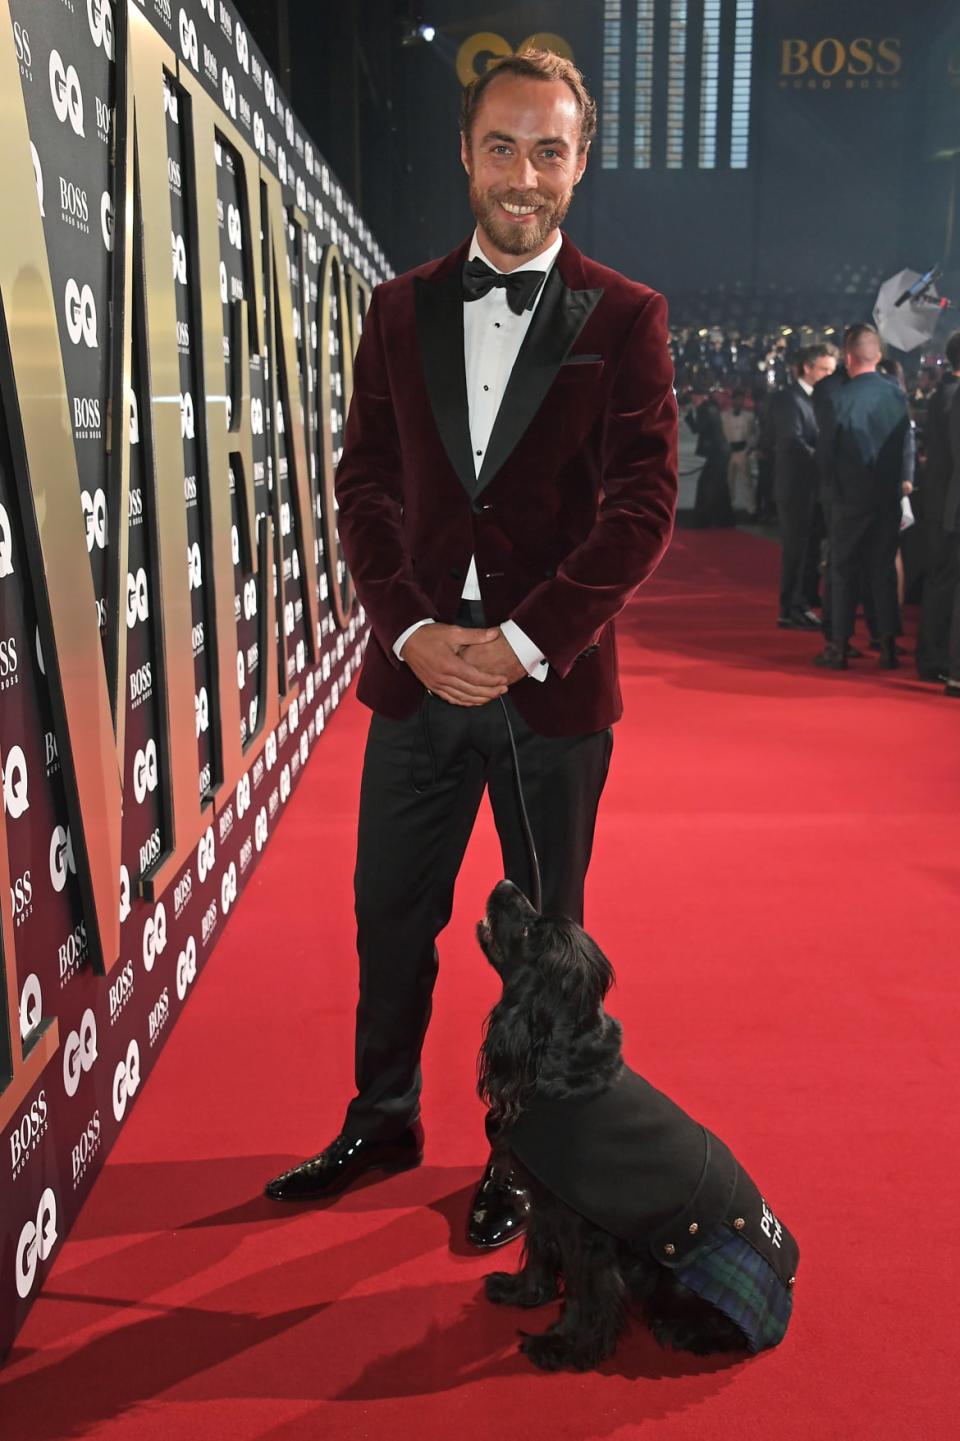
left=467, top=228, right=563, bottom=278
left=797, top=378, right=813, bottom=396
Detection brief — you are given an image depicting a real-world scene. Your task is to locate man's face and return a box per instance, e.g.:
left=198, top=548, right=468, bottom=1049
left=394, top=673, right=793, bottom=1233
left=803, top=354, right=837, bottom=386
left=460, top=75, right=587, bottom=262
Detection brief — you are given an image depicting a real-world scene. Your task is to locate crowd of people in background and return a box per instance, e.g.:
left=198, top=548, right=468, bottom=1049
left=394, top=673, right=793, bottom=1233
left=675, top=319, right=960, bottom=699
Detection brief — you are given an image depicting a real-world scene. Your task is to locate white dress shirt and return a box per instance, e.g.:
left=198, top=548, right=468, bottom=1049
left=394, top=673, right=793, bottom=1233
left=394, top=229, right=563, bottom=682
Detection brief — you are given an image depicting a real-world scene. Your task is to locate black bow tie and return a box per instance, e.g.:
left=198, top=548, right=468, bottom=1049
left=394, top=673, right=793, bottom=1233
left=462, top=256, right=547, bottom=315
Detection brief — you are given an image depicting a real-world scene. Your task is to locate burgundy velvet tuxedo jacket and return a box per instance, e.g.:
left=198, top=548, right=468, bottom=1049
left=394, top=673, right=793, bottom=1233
left=334, top=234, right=678, bottom=736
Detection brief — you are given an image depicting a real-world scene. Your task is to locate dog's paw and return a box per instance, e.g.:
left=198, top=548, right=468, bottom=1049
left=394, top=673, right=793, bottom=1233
left=519, top=1330, right=573, bottom=1371
left=485, top=1271, right=558, bottom=1308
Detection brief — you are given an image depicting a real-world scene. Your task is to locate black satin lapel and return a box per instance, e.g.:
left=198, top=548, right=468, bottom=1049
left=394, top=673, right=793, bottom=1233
left=414, top=272, right=475, bottom=496
left=476, top=269, right=603, bottom=494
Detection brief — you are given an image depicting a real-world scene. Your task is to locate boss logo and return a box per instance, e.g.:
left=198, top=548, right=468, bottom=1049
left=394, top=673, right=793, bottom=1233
left=148, top=988, right=170, bottom=1046
left=255, top=805, right=269, bottom=850
left=49, top=824, right=76, bottom=893
left=119, top=862, right=131, bottom=922
left=10, top=1091, right=48, bottom=1178
left=226, top=202, right=242, bottom=249
left=130, top=391, right=140, bottom=445
left=126, top=566, right=149, bottom=628
left=203, top=43, right=218, bottom=84
left=201, top=898, right=218, bottom=944
left=168, top=157, right=182, bottom=194
left=172, top=231, right=187, bottom=286
left=11, top=868, right=33, bottom=927
left=239, top=835, right=253, bottom=873
left=95, top=95, right=111, bottom=145
left=142, top=901, right=167, bottom=972
left=181, top=390, right=195, bottom=439
left=63, top=1009, right=98, bottom=1098
left=308, top=232, right=318, bottom=267
left=253, top=111, right=265, bottom=155
left=305, top=141, right=314, bottom=174
left=173, top=869, right=193, bottom=917
left=176, top=319, right=190, bottom=350
left=101, top=191, right=114, bottom=250
left=175, top=936, right=197, bottom=1003
left=242, top=577, right=257, bottom=620
left=153, top=0, right=173, bottom=25
left=58, top=920, right=88, bottom=982
left=236, top=771, right=251, bottom=819
left=290, top=750, right=300, bottom=780
left=197, top=825, right=216, bottom=884
left=184, top=475, right=197, bottom=503
left=163, top=82, right=179, bottom=124
left=64, top=279, right=98, bottom=348
left=15, top=1188, right=58, bottom=1299
left=239, top=93, right=251, bottom=130
left=112, top=1039, right=141, bottom=1120
left=87, top=0, right=114, bottom=59
left=108, top=959, right=135, bottom=1024
left=129, top=660, right=152, bottom=706
left=139, top=826, right=162, bottom=875
left=218, top=1, right=233, bottom=39
left=278, top=719, right=289, bottom=747
left=780, top=37, right=902, bottom=82
left=14, top=20, right=31, bottom=72
left=229, top=273, right=244, bottom=302
left=220, top=861, right=238, bottom=915
left=4, top=745, right=29, bottom=820
left=187, top=541, right=202, bottom=591
left=71, top=1110, right=101, bottom=1187
left=195, top=686, right=209, bottom=737
left=82, top=488, right=107, bottom=551
left=178, top=9, right=199, bottom=69
left=191, top=621, right=204, bottom=655
left=73, top=396, right=102, bottom=438
left=252, top=755, right=264, bottom=789
left=43, top=731, right=59, bottom=780
left=49, top=51, right=84, bottom=135
left=218, top=803, right=234, bottom=842
left=133, top=739, right=159, bottom=805
left=222, top=66, right=237, bottom=118
left=59, top=175, right=89, bottom=229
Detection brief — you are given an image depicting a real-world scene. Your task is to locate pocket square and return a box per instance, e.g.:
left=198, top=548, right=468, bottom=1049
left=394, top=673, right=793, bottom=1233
left=562, top=353, right=603, bottom=365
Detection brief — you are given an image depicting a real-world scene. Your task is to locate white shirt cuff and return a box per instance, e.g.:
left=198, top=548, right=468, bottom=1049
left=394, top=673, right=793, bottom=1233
left=500, top=621, right=548, bottom=682
left=394, top=617, right=434, bottom=661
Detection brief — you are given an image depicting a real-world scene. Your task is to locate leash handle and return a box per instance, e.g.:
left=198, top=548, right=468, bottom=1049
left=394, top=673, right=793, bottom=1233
left=498, top=696, right=542, bottom=912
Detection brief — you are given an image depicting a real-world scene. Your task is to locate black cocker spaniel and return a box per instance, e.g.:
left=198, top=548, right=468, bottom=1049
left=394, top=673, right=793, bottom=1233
left=477, top=880, right=798, bottom=1372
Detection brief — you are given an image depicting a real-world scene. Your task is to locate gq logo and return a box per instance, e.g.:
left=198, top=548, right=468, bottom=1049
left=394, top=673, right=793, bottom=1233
left=82, top=488, right=107, bottom=551
left=226, top=203, right=242, bottom=249
left=49, top=51, right=84, bottom=135
left=63, top=1009, right=98, bottom=1098
left=49, top=824, right=76, bottom=892
left=176, top=935, right=197, bottom=1000
left=142, top=901, right=167, bottom=972
left=172, top=231, right=187, bottom=285
left=119, top=862, right=131, bottom=922
left=0, top=504, right=12, bottom=578
left=20, top=974, right=42, bottom=1038
left=179, top=8, right=199, bottom=69
left=101, top=191, right=114, bottom=251
left=236, top=771, right=251, bottom=819
left=31, top=143, right=43, bottom=217
left=456, top=31, right=573, bottom=86
left=16, top=1189, right=58, bottom=1299
left=87, top=0, right=114, bottom=59
left=197, top=825, right=216, bottom=883
left=236, top=20, right=250, bottom=72
left=127, top=566, right=149, bottom=627
left=188, top=541, right=202, bottom=591
left=65, top=280, right=98, bottom=348
left=253, top=111, right=265, bottom=156
left=181, top=390, right=195, bottom=439
left=222, top=66, right=237, bottom=118
left=254, top=805, right=268, bottom=852
left=3, top=745, right=29, bottom=819
left=220, top=861, right=238, bottom=915
left=195, top=686, right=209, bottom=737
left=133, top=739, right=159, bottom=804
left=112, top=1039, right=141, bottom=1121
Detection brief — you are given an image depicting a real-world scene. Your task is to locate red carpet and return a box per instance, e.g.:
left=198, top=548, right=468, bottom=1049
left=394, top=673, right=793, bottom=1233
left=1, top=530, right=956, bottom=1440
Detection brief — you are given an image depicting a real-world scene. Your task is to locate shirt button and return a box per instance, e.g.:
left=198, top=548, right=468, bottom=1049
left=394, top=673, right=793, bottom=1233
left=483, top=385, right=489, bottom=391
left=475, top=449, right=482, bottom=456
left=494, top=322, right=501, bottom=329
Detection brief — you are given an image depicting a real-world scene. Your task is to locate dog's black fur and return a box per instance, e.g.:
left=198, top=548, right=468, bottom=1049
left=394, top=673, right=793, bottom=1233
left=477, top=881, right=748, bottom=1372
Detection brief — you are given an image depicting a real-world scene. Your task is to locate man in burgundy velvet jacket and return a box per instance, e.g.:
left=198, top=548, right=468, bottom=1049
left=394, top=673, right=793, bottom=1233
left=264, top=50, right=678, bottom=1244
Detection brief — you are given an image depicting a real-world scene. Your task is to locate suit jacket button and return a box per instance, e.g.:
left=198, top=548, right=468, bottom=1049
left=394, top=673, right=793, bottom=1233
left=544, top=567, right=556, bottom=578
left=663, top=1243, right=676, bottom=1256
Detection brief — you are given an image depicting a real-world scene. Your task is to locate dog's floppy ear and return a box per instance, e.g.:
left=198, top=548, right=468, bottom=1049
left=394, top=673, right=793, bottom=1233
left=540, top=917, right=615, bottom=1016
left=478, top=967, right=555, bottom=1126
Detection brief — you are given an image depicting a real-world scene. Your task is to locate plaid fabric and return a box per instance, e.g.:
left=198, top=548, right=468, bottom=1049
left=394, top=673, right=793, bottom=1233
left=675, top=1226, right=794, bottom=1353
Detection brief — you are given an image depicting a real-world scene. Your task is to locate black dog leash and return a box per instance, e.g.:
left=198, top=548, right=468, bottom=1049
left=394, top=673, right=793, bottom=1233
left=497, top=695, right=542, bottom=913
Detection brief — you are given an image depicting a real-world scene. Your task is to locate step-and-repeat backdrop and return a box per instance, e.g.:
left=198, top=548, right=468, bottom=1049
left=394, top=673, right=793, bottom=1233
left=0, top=0, right=388, bottom=1357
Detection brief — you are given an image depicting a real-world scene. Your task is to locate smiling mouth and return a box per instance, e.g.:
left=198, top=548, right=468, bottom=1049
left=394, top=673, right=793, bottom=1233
left=499, top=200, right=541, bottom=219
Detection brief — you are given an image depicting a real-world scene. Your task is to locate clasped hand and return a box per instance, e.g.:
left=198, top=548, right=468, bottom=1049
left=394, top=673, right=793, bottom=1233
left=400, top=624, right=525, bottom=706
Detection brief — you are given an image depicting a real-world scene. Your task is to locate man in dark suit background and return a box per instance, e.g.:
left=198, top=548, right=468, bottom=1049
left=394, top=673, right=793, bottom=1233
left=916, top=332, right=960, bottom=681
left=772, top=344, right=838, bottom=629
left=263, top=51, right=678, bottom=1245
left=815, top=325, right=909, bottom=670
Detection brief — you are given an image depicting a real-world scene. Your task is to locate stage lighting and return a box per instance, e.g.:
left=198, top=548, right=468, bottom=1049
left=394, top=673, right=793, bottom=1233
left=401, top=21, right=436, bottom=46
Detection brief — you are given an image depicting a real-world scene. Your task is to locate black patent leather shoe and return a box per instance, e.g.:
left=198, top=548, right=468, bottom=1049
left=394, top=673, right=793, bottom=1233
left=264, top=1122, right=424, bottom=1202
left=467, top=1159, right=531, bottom=1249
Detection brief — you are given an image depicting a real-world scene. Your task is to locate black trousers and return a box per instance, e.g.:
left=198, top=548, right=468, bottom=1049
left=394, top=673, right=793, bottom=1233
left=829, top=504, right=901, bottom=645
left=775, top=476, right=817, bottom=616
left=917, top=526, right=960, bottom=674
left=343, top=687, right=613, bottom=1141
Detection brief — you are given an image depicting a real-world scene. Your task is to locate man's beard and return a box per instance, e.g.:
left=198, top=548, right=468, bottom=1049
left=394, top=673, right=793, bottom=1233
left=468, top=178, right=574, bottom=257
